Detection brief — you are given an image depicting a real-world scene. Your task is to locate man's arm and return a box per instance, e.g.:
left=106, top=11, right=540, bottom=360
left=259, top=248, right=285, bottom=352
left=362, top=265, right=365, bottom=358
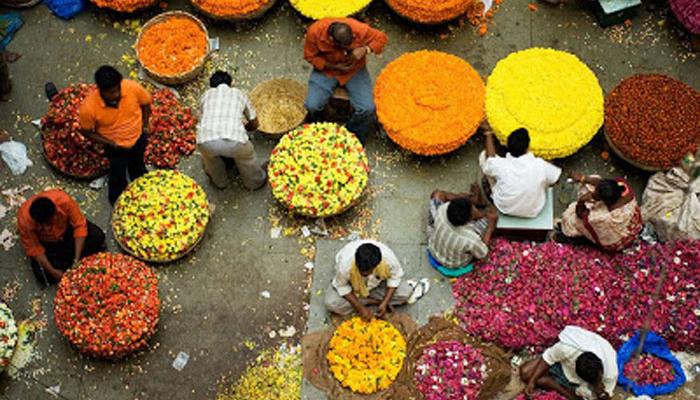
left=303, top=27, right=327, bottom=71
left=81, top=129, right=121, bottom=148
left=524, top=357, right=551, bottom=397
left=32, top=253, right=64, bottom=282
left=360, top=24, right=388, bottom=55
left=377, top=287, right=396, bottom=318
left=484, top=129, right=497, bottom=157
left=343, top=292, right=373, bottom=321
left=141, top=104, right=151, bottom=133
left=482, top=206, right=498, bottom=245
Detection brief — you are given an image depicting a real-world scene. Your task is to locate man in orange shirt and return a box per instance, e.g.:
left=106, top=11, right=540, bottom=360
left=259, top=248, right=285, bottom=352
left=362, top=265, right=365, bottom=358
left=303, top=18, right=388, bottom=143
left=79, top=65, right=152, bottom=204
left=17, top=189, right=105, bottom=286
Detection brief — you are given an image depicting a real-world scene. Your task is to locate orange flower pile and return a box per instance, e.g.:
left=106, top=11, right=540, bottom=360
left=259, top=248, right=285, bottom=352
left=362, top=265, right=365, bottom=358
left=137, top=16, right=208, bottom=77
left=375, top=50, right=485, bottom=156
left=54, top=253, right=160, bottom=359
left=191, top=0, right=271, bottom=18
left=90, top=0, right=155, bottom=12
left=386, top=0, right=473, bottom=24
left=464, top=0, right=504, bottom=36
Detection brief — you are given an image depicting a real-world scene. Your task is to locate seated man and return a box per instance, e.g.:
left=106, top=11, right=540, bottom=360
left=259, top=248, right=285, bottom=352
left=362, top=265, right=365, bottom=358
left=480, top=125, right=561, bottom=218
left=325, top=240, right=422, bottom=321
left=427, top=185, right=498, bottom=269
left=520, top=326, right=617, bottom=400
left=17, top=189, right=105, bottom=286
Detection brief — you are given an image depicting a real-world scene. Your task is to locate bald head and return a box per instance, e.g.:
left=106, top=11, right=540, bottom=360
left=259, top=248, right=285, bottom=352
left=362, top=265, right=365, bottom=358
left=329, top=22, right=353, bottom=48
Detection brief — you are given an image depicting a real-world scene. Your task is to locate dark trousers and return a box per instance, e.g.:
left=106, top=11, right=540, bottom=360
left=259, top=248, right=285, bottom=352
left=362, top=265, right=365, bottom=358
left=30, top=221, right=106, bottom=286
left=105, top=134, right=147, bottom=205
left=0, top=57, right=10, bottom=97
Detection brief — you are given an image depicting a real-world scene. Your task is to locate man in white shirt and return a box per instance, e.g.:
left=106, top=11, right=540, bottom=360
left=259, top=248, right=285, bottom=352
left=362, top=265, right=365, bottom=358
left=324, top=240, right=415, bottom=321
left=520, top=326, right=618, bottom=400
left=197, top=71, right=266, bottom=190
left=480, top=125, right=561, bottom=218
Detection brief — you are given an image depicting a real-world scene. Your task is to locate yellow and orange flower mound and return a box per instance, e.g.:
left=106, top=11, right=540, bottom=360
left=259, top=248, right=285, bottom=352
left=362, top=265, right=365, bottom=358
left=375, top=50, right=485, bottom=156
left=386, top=0, right=473, bottom=24
left=290, top=0, right=372, bottom=19
left=327, top=318, right=406, bottom=394
left=54, top=253, right=160, bottom=359
left=137, top=15, right=208, bottom=78
left=485, top=48, right=604, bottom=160
left=268, top=123, right=369, bottom=217
left=191, top=0, right=273, bottom=18
left=90, top=0, right=155, bottom=12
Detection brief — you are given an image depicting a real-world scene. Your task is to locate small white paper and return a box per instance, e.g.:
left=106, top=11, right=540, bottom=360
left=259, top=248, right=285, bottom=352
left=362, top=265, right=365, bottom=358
left=172, top=352, right=189, bottom=371
left=260, top=291, right=271, bottom=299
left=0, top=229, right=15, bottom=251
left=278, top=326, right=297, bottom=338
left=31, top=119, right=43, bottom=129
left=45, top=385, right=60, bottom=397
left=89, top=176, right=107, bottom=190
left=209, top=37, right=220, bottom=52
left=270, top=227, right=282, bottom=239
left=304, top=262, right=314, bottom=270
left=301, top=226, right=311, bottom=237
left=268, top=330, right=277, bottom=338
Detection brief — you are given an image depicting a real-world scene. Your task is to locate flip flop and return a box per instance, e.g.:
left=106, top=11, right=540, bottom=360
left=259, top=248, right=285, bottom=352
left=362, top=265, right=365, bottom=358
left=408, top=278, right=430, bottom=304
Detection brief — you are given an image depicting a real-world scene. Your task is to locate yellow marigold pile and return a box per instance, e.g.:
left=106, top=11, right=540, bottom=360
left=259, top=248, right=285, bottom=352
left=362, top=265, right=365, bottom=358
left=386, top=0, right=473, bottom=24
left=290, top=0, right=371, bottom=19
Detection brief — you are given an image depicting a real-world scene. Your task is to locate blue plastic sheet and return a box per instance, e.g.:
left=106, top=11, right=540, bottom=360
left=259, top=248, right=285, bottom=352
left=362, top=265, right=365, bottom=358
left=617, top=331, right=686, bottom=396
left=45, top=0, right=86, bottom=20
left=0, top=13, right=23, bottom=50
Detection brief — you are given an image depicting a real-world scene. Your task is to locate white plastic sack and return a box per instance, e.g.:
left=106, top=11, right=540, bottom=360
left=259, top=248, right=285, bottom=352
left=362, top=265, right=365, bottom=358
left=0, top=140, right=33, bottom=175
left=642, top=167, right=700, bottom=241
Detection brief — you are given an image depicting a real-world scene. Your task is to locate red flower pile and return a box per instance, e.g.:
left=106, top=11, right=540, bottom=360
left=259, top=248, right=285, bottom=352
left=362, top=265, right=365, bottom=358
left=515, top=392, right=566, bottom=400
left=414, top=341, right=486, bottom=400
left=623, top=354, right=675, bottom=386
left=54, top=252, right=160, bottom=359
left=453, top=240, right=700, bottom=352
left=145, top=89, right=197, bottom=168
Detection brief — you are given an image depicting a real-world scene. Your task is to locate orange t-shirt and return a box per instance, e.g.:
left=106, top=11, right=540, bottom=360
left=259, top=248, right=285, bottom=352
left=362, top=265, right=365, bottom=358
left=17, top=189, right=88, bottom=257
left=79, top=79, right=152, bottom=148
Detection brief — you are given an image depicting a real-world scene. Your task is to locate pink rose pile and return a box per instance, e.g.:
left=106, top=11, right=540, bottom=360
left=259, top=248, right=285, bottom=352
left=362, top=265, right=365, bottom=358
left=414, top=341, right=486, bottom=400
left=623, top=354, right=675, bottom=386
left=453, top=240, right=699, bottom=351
left=515, top=392, right=567, bottom=400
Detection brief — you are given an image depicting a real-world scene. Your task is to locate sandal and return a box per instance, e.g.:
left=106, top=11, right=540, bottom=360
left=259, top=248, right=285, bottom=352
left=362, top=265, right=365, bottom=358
left=408, top=278, right=430, bottom=304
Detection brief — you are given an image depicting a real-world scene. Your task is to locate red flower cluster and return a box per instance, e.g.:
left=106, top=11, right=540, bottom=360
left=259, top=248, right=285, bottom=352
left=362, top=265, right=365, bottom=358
left=453, top=240, right=699, bottom=352
left=623, top=354, right=675, bottom=386
left=515, top=392, right=566, bottom=400
left=54, top=253, right=160, bottom=359
left=145, top=89, right=197, bottom=168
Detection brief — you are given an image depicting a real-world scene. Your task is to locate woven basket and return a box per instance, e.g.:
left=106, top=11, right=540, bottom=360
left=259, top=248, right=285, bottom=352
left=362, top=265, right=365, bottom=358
left=191, top=0, right=277, bottom=21
left=136, top=11, right=210, bottom=86
left=250, top=78, right=307, bottom=135
left=604, top=130, right=664, bottom=172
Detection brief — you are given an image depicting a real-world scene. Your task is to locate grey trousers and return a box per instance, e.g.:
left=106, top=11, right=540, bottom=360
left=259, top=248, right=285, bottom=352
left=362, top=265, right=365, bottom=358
left=324, top=280, right=413, bottom=316
left=198, top=139, right=266, bottom=190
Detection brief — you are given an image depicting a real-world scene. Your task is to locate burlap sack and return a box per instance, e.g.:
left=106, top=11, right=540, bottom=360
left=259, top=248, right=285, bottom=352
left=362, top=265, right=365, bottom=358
left=641, top=168, right=700, bottom=241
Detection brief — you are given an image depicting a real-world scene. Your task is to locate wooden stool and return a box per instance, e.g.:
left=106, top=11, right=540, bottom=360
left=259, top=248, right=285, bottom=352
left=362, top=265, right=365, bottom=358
left=324, top=87, right=354, bottom=123
left=496, top=188, right=554, bottom=242
left=591, top=0, right=641, bottom=28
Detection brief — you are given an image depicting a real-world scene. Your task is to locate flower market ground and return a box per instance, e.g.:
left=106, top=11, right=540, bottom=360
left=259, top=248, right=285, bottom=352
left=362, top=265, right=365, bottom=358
left=0, top=1, right=698, bottom=399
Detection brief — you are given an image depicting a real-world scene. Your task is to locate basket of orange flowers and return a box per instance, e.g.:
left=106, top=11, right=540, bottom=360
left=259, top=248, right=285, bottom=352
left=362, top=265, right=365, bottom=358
left=191, top=0, right=277, bottom=21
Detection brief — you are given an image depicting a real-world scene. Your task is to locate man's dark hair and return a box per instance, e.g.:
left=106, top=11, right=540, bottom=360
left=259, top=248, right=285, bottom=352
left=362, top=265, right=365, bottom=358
left=507, top=128, right=530, bottom=157
left=94, top=65, right=122, bottom=91
left=29, top=197, right=57, bottom=224
left=446, top=198, right=472, bottom=226
left=575, top=352, right=603, bottom=384
left=596, top=179, right=624, bottom=207
left=210, top=71, right=232, bottom=88
left=328, top=22, right=353, bottom=47
left=355, top=243, right=382, bottom=273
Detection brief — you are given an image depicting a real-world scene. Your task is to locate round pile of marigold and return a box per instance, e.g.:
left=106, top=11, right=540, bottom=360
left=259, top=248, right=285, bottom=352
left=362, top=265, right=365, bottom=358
left=605, top=74, right=700, bottom=170
left=54, top=253, right=160, bottom=359
left=375, top=50, right=485, bottom=155
left=191, top=0, right=273, bottom=19
left=290, top=0, right=371, bottom=19
left=327, top=317, right=406, bottom=394
left=137, top=14, right=208, bottom=78
left=0, top=302, right=18, bottom=373
left=90, top=0, right=155, bottom=12
left=268, top=123, right=369, bottom=217
left=385, top=0, right=472, bottom=24
left=113, top=170, right=210, bottom=263
left=485, top=48, right=604, bottom=159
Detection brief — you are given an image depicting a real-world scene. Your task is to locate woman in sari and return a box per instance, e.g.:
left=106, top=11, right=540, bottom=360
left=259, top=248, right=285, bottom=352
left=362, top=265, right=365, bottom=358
left=560, top=173, right=642, bottom=252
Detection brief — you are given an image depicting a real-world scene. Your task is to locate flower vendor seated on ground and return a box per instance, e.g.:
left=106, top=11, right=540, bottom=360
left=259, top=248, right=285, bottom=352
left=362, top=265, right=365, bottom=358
left=79, top=65, right=151, bottom=205
left=480, top=124, right=561, bottom=218
left=17, top=189, right=105, bottom=287
left=324, top=240, right=425, bottom=321
left=520, top=326, right=617, bottom=400
left=303, top=18, right=388, bottom=144
left=427, top=184, right=498, bottom=269
left=196, top=71, right=267, bottom=190
left=557, top=173, right=642, bottom=252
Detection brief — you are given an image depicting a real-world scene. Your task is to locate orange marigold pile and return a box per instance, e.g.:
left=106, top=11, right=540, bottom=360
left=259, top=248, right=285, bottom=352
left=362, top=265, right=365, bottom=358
left=137, top=15, right=208, bottom=77
left=192, top=0, right=272, bottom=18
left=375, top=50, right=485, bottom=156
left=386, top=0, right=473, bottom=24
left=90, top=0, right=155, bottom=12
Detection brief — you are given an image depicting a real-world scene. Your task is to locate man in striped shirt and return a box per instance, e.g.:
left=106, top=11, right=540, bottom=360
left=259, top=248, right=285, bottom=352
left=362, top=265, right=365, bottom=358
left=197, top=71, right=266, bottom=190
left=427, top=185, right=498, bottom=269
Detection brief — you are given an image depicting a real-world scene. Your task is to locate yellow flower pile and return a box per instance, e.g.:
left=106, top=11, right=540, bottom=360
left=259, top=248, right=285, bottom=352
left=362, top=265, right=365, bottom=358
left=485, top=48, right=604, bottom=159
left=113, top=170, right=209, bottom=262
left=268, top=123, right=369, bottom=217
left=290, top=0, right=372, bottom=19
left=327, top=318, right=406, bottom=394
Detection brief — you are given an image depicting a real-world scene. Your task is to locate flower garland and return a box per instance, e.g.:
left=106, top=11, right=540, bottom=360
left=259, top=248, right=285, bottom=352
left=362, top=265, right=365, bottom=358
left=268, top=123, right=369, bottom=217
left=327, top=317, right=406, bottom=394
left=385, top=0, right=472, bottom=24
left=414, top=341, right=486, bottom=400
left=0, top=302, right=18, bottom=373
left=485, top=48, right=603, bottom=159
left=112, top=170, right=210, bottom=262
left=192, top=0, right=272, bottom=18
left=90, top=0, right=155, bottom=12
left=145, top=89, right=197, bottom=168
left=623, top=354, right=675, bottom=386
left=452, top=239, right=700, bottom=351
left=289, top=0, right=371, bottom=19
left=53, top=253, right=160, bottom=359
left=137, top=15, right=208, bottom=78
left=375, top=50, right=485, bottom=155
left=605, top=74, right=700, bottom=170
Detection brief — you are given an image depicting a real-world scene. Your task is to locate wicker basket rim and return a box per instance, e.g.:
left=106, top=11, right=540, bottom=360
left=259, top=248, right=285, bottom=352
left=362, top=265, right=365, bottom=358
left=383, top=0, right=470, bottom=25
left=603, top=131, right=665, bottom=172
left=191, top=0, right=277, bottom=21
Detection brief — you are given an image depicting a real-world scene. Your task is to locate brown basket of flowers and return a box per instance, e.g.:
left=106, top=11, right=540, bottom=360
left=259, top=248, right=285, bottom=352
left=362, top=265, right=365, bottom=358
left=250, top=78, right=307, bottom=136
left=190, top=0, right=277, bottom=21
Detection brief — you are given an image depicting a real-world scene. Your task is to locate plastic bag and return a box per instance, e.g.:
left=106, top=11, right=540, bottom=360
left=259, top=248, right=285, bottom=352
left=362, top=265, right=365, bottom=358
left=641, top=167, right=700, bottom=241
left=44, top=0, right=85, bottom=20
left=617, top=331, right=686, bottom=396
left=0, top=140, right=32, bottom=175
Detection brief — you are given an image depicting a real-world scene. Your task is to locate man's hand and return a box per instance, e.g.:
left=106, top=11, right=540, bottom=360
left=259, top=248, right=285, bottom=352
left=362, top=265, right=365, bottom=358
left=358, top=305, right=374, bottom=321
left=330, top=62, right=354, bottom=73
left=350, top=46, right=369, bottom=62
left=569, top=171, right=585, bottom=183
left=376, top=302, right=393, bottom=319
left=486, top=206, right=498, bottom=222
left=480, top=119, right=492, bottom=133
left=523, top=382, right=536, bottom=399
